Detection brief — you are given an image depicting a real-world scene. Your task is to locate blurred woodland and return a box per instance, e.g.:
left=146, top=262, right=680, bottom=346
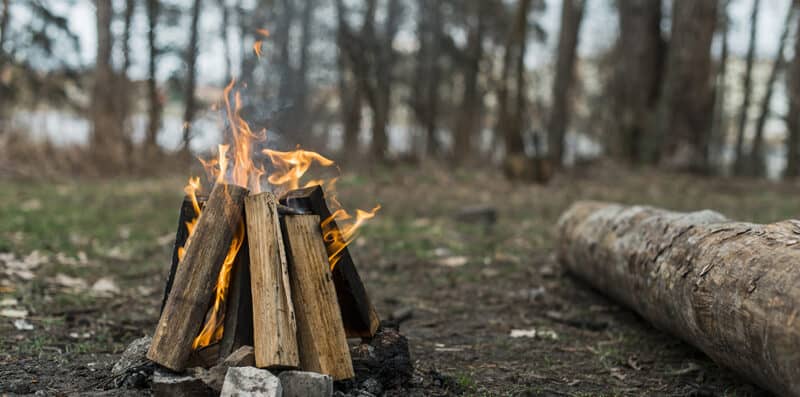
left=0, top=0, right=799, bottom=180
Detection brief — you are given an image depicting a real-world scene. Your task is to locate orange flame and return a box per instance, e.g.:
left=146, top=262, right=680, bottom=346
left=253, top=41, right=263, bottom=58
left=321, top=205, right=381, bottom=270
left=191, top=220, right=245, bottom=349
left=263, top=148, right=335, bottom=193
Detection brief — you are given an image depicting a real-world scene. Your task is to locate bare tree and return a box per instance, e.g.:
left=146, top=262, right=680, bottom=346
left=749, top=2, right=796, bottom=177
left=785, top=10, right=800, bottom=178
left=0, top=0, right=9, bottom=53
left=547, top=0, right=585, bottom=166
left=218, top=0, right=232, bottom=82
left=181, top=0, right=202, bottom=154
left=610, top=0, right=664, bottom=164
left=91, top=0, right=125, bottom=169
left=709, top=0, right=730, bottom=171
left=732, top=0, right=760, bottom=175
left=451, top=1, right=488, bottom=164
left=497, top=0, right=533, bottom=157
left=656, top=0, right=717, bottom=172
left=145, top=0, right=163, bottom=155
left=411, top=0, right=444, bottom=157
left=334, top=0, right=362, bottom=157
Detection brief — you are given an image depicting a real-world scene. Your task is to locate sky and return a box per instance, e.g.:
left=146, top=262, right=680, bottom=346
left=49, top=0, right=800, bottom=85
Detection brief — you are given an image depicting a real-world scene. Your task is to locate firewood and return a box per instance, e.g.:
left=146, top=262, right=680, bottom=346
left=557, top=201, right=800, bottom=396
left=281, top=186, right=380, bottom=338
left=283, top=214, right=354, bottom=380
left=161, top=195, right=206, bottom=314
left=244, top=192, right=299, bottom=369
left=148, top=183, right=248, bottom=371
left=218, top=239, right=254, bottom=361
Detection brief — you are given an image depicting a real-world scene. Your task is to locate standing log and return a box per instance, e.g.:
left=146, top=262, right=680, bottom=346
left=245, top=192, right=299, bottom=369
left=283, top=214, right=355, bottom=380
left=557, top=201, right=800, bottom=396
left=161, top=195, right=206, bottom=313
left=148, top=183, right=248, bottom=371
left=281, top=186, right=380, bottom=338
left=218, top=238, right=254, bottom=361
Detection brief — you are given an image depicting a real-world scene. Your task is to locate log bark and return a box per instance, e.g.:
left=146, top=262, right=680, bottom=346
left=148, top=183, right=248, bottom=371
left=557, top=201, right=800, bottom=396
left=283, top=215, right=355, bottom=380
left=245, top=192, right=299, bottom=369
left=281, top=186, right=380, bottom=338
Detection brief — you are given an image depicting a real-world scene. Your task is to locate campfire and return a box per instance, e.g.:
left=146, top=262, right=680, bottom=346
left=147, top=80, right=381, bottom=382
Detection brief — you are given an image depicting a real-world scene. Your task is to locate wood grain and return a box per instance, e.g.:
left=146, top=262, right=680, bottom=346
left=283, top=214, right=354, bottom=380
left=147, top=183, right=248, bottom=371
left=281, top=185, right=380, bottom=338
left=557, top=201, right=800, bottom=396
left=245, top=192, right=299, bottom=369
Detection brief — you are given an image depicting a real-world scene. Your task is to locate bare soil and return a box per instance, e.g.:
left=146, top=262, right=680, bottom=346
left=1, top=162, right=794, bottom=396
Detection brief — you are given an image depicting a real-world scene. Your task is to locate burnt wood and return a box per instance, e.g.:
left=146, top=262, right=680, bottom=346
left=281, top=185, right=380, bottom=338
left=161, top=195, right=206, bottom=314
left=218, top=237, right=254, bottom=362
left=148, top=183, right=248, bottom=371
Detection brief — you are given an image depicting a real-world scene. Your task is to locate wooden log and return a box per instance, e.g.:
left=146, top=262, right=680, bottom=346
left=281, top=186, right=380, bottom=338
left=557, top=201, right=800, bottom=397
left=282, top=215, right=354, bottom=380
left=245, top=192, right=299, bottom=369
left=148, top=183, right=248, bottom=371
left=218, top=237, right=254, bottom=362
left=161, top=195, right=206, bottom=314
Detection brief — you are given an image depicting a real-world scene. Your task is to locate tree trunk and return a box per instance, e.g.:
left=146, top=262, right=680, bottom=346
left=181, top=0, right=202, bottom=154
left=732, top=0, right=760, bottom=176
left=218, top=0, right=232, bottom=82
left=453, top=2, right=486, bottom=165
left=498, top=0, right=532, bottom=157
left=120, top=0, right=135, bottom=167
left=293, top=0, right=314, bottom=136
left=334, top=0, right=362, bottom=159
left=0, top=0, right=8, bottom=50
left=611, top=0, right=663, bottom=164
left=656, top=0, right=717, bottom=172
left=750, top=3, right=796, bottom=177
left=370, top=0, right=401, bottom=161
left=413, top=0, right=442, bottom=157
left=785, top=11, right=800, bottom=178
left=547, top=0, right=585, bottom=167
left=709, top=1, right=729, bottom=172
left=145, top=0, right=162, bottom=156
left=91, top=0, right=125, bottom=170
left=557, top=201, right=800, bottom=397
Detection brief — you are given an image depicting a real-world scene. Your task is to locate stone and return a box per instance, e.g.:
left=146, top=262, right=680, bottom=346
left=152, top=369, right=215, bottom=397
left=199, top=345, right=256, bottom=391
left=279, top=370, right=334, bottom=397
left=112, top=336, right=152, bottom=374
left=220, top=367, right=281, bottom=397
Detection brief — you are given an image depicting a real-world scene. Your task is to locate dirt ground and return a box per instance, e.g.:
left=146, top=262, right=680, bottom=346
left=1, top=162, right=795, bottom=396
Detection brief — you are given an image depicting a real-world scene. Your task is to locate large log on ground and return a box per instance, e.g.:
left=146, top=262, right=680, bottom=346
left=283, top=214, right=354, bottom=380
left=557, top=201, right=800, bottom=396
left=148, top=183, right=248, bottom=371
left=281, top=185, right=380, bottom=338
left=245, top=192, right=299, bottom=369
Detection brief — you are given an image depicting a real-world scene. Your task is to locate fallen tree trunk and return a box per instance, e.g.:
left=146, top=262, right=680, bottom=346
left=557, top=201, right=800, bottom=396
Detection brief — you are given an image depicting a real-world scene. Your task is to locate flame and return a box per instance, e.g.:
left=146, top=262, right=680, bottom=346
left=176, top=78, right=379, bottom=350
left=263, top=148, right=335, bottom=193
left=321, top=205, right=381, bottom=270
left=191, top=220, right=245, bottom=350
left=253, top=41, right=263, bottom=58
